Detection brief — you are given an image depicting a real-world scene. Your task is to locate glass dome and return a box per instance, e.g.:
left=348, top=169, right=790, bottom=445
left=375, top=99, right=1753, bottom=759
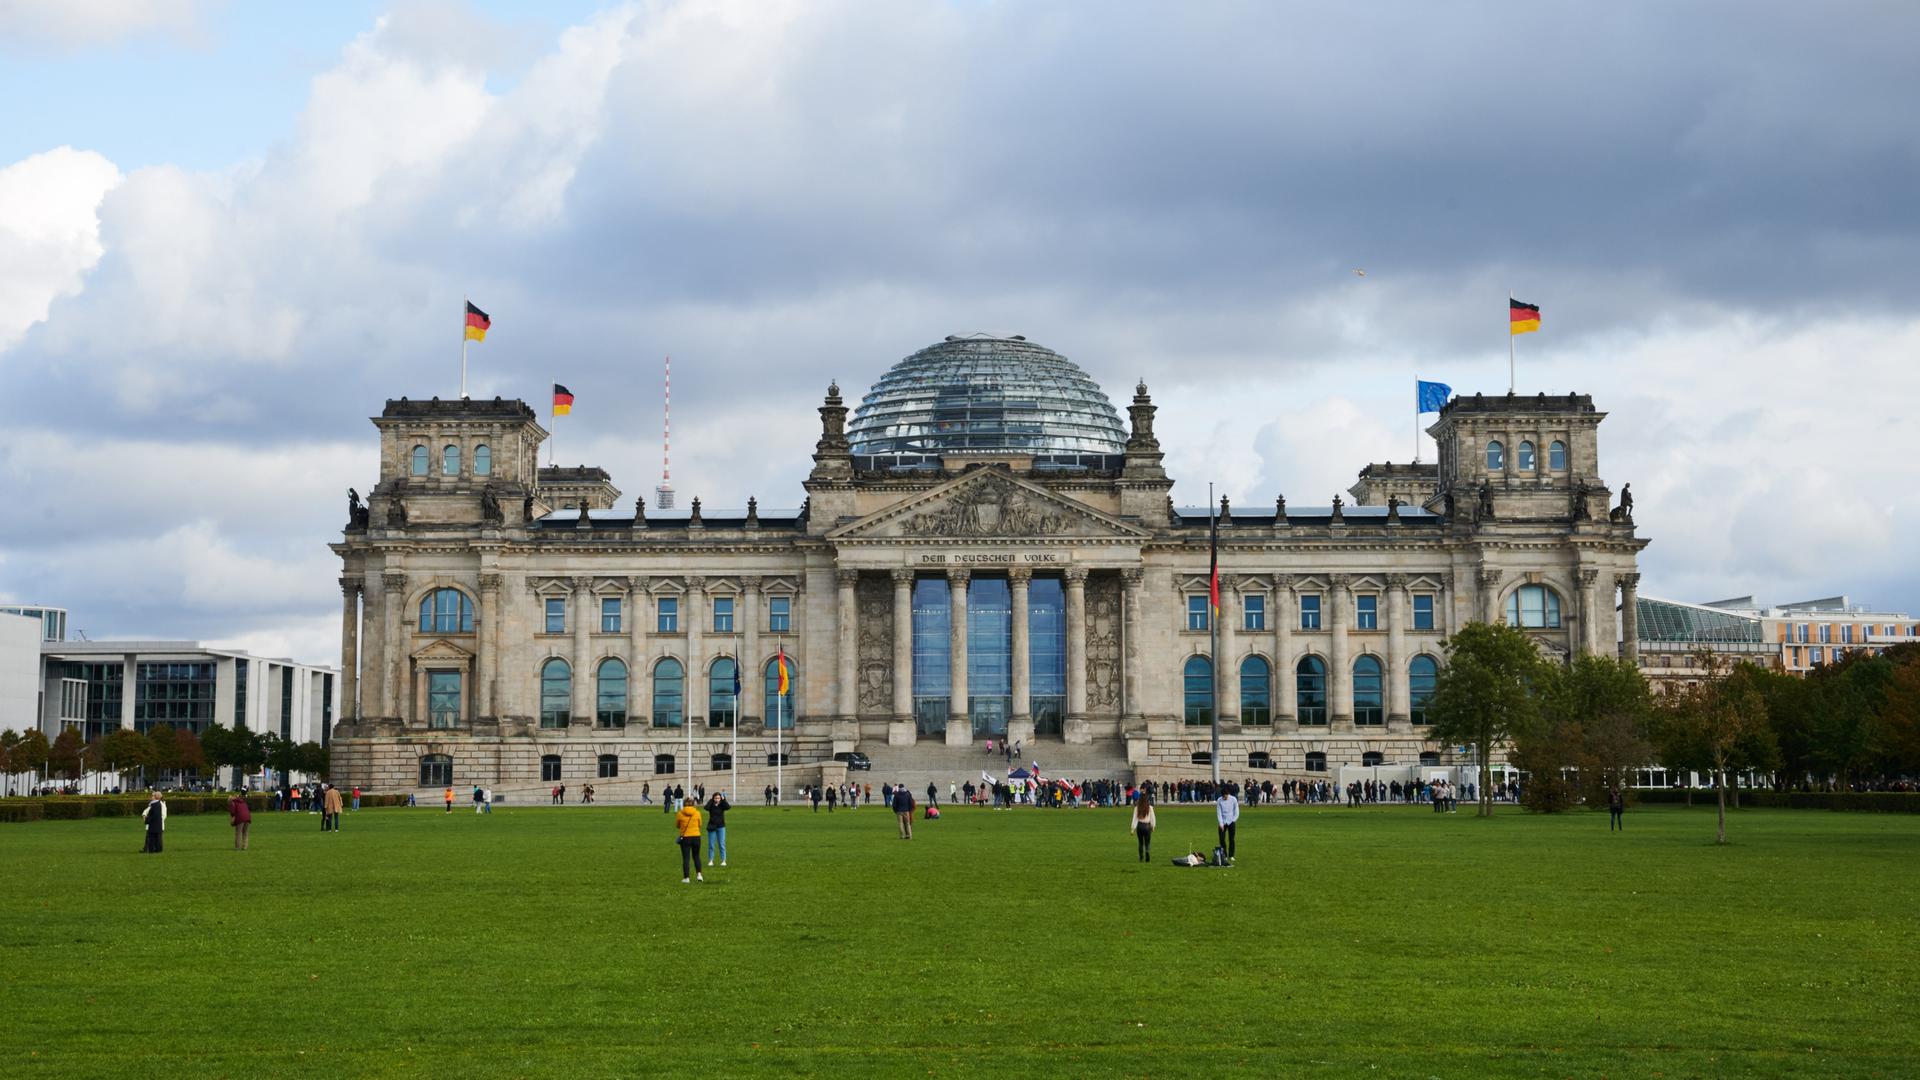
left=847, top=335, right=1126, bottom=457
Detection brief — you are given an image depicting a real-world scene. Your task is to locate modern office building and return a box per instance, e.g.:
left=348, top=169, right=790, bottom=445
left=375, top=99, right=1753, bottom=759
left=0, top=604, right=68, bottom=643
left=329, top=333, right=1648, bottom=794
left=29, top=640, right=337, bottom=746
left=1632, top=595, right=1918, bottom=681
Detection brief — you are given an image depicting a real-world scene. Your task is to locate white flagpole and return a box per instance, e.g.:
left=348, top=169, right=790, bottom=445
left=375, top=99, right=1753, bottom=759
left=1413, top=375, right=1421, bottom=463
left=686, top=679, right=694, bottom=805
left=1508, top=291, right=1516, bottom=393
left=1208, top=481, right=1220, bottom=788
left=460, top=295, right=470, bottom=399
left=730, top=670, right=738, bottom=806
left=776, top=665, right=784, bottom=806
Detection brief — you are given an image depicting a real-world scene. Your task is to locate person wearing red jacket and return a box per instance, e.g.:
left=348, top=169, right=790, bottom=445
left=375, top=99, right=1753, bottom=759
left=229, top=792, right=252, bottom=851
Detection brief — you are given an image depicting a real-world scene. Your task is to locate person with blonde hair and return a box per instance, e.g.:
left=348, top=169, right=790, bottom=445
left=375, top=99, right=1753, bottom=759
left=1130, top=795, right=1156, bottom=863
left=141, top=791, right=167, bottom=853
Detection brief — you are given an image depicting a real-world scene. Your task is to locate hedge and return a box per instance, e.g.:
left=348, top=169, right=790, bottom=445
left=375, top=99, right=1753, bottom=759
left=0, top=792, right=409, bottom=823
left=1632, top=789, right=1920, bottom=813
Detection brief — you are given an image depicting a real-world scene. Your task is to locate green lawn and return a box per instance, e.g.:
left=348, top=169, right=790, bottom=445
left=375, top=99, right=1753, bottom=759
left=1, top=801, right=1915, bottom=1078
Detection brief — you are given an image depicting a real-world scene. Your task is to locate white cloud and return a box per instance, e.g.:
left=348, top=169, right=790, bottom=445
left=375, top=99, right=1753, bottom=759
left=0, top=0, right=201, bottom=49
left=0, top=147, right=120, bottom=350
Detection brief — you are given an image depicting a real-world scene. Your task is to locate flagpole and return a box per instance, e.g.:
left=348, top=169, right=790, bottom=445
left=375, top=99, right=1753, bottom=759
left=730, top=674, right=738, bottom=807
left=1413, top=375, right=1421, bottom=463
left=460, top=295, right=470, bottom=399
left=1508, top=291, right=1516, bottom=393
left=549, top=377, right=557, bottom=468
left=1208, top=481, right=1220, bottom=788
left=776, top=661, right=784, bottom=806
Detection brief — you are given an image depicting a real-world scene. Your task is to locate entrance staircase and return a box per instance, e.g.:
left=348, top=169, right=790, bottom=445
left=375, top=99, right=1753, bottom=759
left=853, top=738, right=1133, bottom=798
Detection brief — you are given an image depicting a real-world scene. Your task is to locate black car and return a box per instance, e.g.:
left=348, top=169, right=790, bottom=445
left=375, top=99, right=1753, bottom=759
left=833, top=751, right=872, bottom=771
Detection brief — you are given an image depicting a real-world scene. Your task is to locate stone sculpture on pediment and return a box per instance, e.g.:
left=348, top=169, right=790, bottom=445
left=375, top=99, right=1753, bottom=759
left=899, top=472, right=1069, bottom=538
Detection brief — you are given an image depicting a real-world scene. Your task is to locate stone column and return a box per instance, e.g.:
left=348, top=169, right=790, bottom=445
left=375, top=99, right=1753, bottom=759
left=687, top=576, right=707, bottom=726
left=1577, top=568, right=1601, bottom=655
left=1218, top=575, right=1239, bottom=724
left=571, top=576, right=594, bottom=724
left=741, top=576, right=761, bottom=726
left=1479, top=568, right=1503, bottom=624
left=477, top=573, right=501, bottom=719
left=381, top=570, right=407, bottom=720
left=1007, top=568, right=1034, bottom=748
left=1386, top=573, right=1409, bottom=728
left=945, top=568, right=971, bottom=745
left=627, top=577, right=647, bottom=724
left=1122, top=568, right=1145, bottom=723
left=1619, top=572, right=1640, bottom=666
left=1274, top=575, right=1295, bottom=727
left=339, top=577, right=361, bottom=721
left=1064, top=568, right=1088, bottom=722
left=1329, top=574, right=1352, bottom=729
left=836, top=570, right=859, bottom=720
left=889, top=569, right=915, bottom=746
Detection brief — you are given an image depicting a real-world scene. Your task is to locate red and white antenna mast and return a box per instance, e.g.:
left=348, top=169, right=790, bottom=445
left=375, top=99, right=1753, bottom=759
left=654, top=355, right=676, bottom=509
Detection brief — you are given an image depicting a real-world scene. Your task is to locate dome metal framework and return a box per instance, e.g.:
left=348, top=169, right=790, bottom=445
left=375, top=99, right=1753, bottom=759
left=847, top=334, right=1127, bottom=459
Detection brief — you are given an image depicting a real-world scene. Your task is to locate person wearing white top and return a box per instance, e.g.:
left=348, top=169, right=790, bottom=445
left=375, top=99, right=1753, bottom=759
left=1130, top=798, right=1158, bottom=862
left=1214, top=789, right=1240, bottom=862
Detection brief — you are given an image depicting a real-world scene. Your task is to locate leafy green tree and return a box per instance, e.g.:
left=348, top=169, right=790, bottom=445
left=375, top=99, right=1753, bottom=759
left=15, top=729, right=51, bottom=788
left=296, top=741, right=330, bottom=781
left=0, top=729, right=18, bottom=795
left=147, top=724, right=182, bottom=780
left=1653, top=650, right=1778, bottom=844
left=96, top=728, right=153, bottom=791
left=264, top=735, right=302, bottom=787
left=1515, top=654, right=1654, bottom=812
left=49, top=729, right=85, bottom=783
left=1426, top=621, right=1548, bottom=817
left=175, top=727, right=207, bottom=782
left=1877, top=658, right=1920, bottom=776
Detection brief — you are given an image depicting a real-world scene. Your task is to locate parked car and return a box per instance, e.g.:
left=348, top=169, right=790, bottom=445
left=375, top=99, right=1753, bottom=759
left=833, top=751, right=872, bottom=771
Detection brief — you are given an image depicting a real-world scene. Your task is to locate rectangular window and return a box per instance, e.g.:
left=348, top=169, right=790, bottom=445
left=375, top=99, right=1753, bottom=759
left=1243, top=594, right=1265, bottom=632
left=1842, top=624, right=1853, bottom=644
left=1810, top=647, right=1824, bottom=665
left=769, top=596, right=790, bottom=633
left=1356, top=595, right=1378, bottom=630
left=653, top=754, right=675, bottom=776
left=1819, top=624, right=1831, bottom=643
left=657, top=597, right=678, bottom=633
left=1300, top=594, right=1321, bottom=630
left=600, top=597, right=621, bottom=633
left=544, top=598, right=565, bottom=634
left=598, top=756, right=619, bottom=779
left=1796, top=623, right=1808, bottom=643
left=713, top=596, right=734, bottom=633
left=1412, top=594, right=1435, bottom=631
left=1186, top=595, right=1209, bottom=631
left=427, top=671, right=461, bottom=729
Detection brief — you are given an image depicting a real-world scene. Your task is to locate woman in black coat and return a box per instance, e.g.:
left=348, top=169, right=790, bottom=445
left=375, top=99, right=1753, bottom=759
left=141, top=792, right=166, bottom=853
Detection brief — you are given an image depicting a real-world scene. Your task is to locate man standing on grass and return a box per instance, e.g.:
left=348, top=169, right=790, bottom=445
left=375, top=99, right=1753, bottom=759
left=444, top=786, right=454, bottom=814
left=323, top=783, right=343, bottom=832
left=1215, top=785, right=1239, bottom=863
left=892, top=781, right=915, bottom=840
left=351, top=785, right=361, bottom=811
left=1608, top=787, right=1625, bottom=831
left=141, top=790, right=166, bottom=853
left=675, top=795, right=704, bottom=883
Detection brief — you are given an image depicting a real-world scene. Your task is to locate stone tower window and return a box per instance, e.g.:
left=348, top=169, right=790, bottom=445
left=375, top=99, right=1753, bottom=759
left=1485, top=440, right=1504, bottom=470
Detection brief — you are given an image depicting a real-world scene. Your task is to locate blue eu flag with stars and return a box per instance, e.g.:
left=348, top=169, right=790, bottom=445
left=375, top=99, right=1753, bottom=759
left=1416, top=380, right=1451, bottom=413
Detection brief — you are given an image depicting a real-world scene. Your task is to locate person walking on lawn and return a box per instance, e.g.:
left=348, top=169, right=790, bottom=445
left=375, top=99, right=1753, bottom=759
left=891, top=782, right=915, bottom=840
left=1130, top=794, right=1156, bottom=862
left=675, top=796, right=705, bottom=883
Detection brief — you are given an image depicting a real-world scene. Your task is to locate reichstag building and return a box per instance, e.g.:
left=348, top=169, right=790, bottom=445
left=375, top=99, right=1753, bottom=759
left=329, top=334, right=1647, bottom=793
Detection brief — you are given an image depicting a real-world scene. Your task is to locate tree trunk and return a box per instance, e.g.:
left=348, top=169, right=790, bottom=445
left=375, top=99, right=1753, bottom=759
left=1714, top=766, right=1728, bottom=845
left=1478, top=744, right=1493, bottom=817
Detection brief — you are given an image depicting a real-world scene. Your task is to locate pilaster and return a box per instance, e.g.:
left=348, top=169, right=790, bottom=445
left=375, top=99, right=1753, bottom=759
left=889, top=569, right=915, bottom=746
left=1385, top=573, right=1409, bottom=728
left=945, top=568, right=972, bottom=745
left=1329, top=574, right=1352, bottom=730
left=339, top=577, right=362, bottom=721
left=1007, top=568, right=1034, bottom=748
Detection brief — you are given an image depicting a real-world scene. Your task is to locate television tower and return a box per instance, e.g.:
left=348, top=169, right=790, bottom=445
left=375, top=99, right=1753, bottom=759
left=654, top=355, right=676, bottom=510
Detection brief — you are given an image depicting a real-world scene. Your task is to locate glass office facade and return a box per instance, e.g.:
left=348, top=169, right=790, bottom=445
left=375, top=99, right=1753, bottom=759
left=912, top=573, right=1071, bottom=737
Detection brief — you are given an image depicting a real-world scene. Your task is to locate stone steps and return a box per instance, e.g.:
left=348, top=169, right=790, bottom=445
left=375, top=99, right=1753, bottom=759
left=851, top=738, right=1133, bottom=796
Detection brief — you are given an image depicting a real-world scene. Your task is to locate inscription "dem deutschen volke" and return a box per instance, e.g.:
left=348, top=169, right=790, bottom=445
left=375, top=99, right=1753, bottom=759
left=917, top=552, right=1066, bottom=566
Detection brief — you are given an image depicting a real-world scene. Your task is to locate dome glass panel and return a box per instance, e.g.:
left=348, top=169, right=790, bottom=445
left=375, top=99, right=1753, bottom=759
left=848, top=335, right=1126, bottom=457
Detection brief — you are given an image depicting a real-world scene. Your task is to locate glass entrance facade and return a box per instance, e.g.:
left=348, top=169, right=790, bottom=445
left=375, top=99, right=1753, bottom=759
left=967, top=577, right=1012, bottom=736
left=1029, top=577, right=1066, bottom=733
left=911, top=577, right=951, bottom=735
left=910, top=572, right=1069, bottom=736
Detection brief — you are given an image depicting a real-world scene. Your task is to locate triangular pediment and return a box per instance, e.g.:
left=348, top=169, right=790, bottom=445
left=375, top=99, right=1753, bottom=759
left=829, top=468, right=1150, bottom=541
left=412, top=639, right=475, bottom=663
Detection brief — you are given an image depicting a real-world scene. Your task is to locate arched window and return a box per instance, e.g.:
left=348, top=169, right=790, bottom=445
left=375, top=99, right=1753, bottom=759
left=764, top=656, right=797, bottom=729
left=410, top=445, right=429, bottom=476
left=418, top=588, right=474, bottom=634
left=442, top=443, right=461, bottom=476
left=597, top=753, right=619, bottom=778
left=596, top=658, right=627, bottom=728
left=539, top=659, right=571, bottom=729
left=1517, top=440, right=1535, bottom=471
left=708, top=657, right=738, bottom=728
left=1362, top=751, right=1384, bottom=766
left=473, top=444, right=492, bottom=476
left=418, top=753, right=452, bottom=786
left=1548, top=440, right=1567, bottom=470
left=1485, top=440, right=1504, bottom=470
left=1239, top=656, right=1270, bottom=725
left=540, top=754, right=562, bottom=782
left=1419, top=751, right=1441, bottom=766
left=652, top=658, right=684, bottom=728
left=1305, top=751, right=1327, bottom=773
left=653, top=754, right=675, bottom=775
left=1182, top=655, right=1213, bottom=726
left=1409, top=655, right=1439, bottom=725
left=1504, top=584, right=1563, bottom=628
left=1353, top=655, right=1384, bottom=725
left=1296, top=656, right=1327, bottom=725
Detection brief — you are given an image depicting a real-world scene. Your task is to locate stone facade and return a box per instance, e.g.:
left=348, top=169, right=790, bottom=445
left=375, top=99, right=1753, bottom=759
left=329, top=370, right=1647, bottom=796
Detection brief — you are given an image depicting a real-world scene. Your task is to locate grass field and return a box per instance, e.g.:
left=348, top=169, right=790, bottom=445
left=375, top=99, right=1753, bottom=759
left=2, top=801, right=1916, bottom=1079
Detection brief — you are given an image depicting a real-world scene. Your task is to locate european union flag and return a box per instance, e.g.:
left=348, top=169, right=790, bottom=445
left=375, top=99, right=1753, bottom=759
left=1416, top=380, right=1452, bottom=413
left=731, top=667, right=742, bottom=697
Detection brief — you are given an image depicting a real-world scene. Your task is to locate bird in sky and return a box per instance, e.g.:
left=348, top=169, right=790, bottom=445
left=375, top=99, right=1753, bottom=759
left=1352, top=268, right=1367, bottom=277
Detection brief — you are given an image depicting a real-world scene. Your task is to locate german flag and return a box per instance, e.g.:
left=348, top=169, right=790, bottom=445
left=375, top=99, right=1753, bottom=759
left=777, top=646, right=790, bottom=695
left=552, top=383, right=574, bottom=416
left=1208, top=508, right=1220, bottom=620
left=464, top=301, right=491, bottom=342
left=1510, top=298, right=1541, bottom=335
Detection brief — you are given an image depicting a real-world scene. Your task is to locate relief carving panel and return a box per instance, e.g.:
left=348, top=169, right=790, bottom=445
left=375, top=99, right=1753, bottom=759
left=856, top=575, right=894, bottom=716
left=1085, top=573, right=1122, bottom=714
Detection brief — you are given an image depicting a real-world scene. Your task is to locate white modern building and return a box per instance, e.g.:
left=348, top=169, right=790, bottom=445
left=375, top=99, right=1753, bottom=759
left=33, top=640, right=338, bottom=746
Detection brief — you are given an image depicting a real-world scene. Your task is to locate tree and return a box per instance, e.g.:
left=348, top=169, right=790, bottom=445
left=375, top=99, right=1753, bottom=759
left=264, top=735, right=302, bottom=787
left=48, top=729, right=85, bottom=783
left=1512, top=654, right=1654, bottom=812
left=1653, top=650, right=1778, bottom=844
left=296, top=741, right=330, bottom=781
left=148, top=724, right=183, bottom=781
left=1426, top=621, right=1548, bottom=817
left=15, top=729, right=50, bottom=788
left=0, top=729, right=18, bottom=795
left=175, top=727, right=207, bottom=781
left=96, top=728, right=153, bottom=791
left=1877, top=659, right=1920, bottom=776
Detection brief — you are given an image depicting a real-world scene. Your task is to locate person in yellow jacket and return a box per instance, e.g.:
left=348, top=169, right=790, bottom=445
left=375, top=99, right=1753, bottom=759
left=675, top=798, right=704, bottom=883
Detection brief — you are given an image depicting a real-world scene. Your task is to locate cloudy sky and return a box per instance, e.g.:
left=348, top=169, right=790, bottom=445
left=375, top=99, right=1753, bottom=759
left=2, top=0, right=1917, bottom=664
